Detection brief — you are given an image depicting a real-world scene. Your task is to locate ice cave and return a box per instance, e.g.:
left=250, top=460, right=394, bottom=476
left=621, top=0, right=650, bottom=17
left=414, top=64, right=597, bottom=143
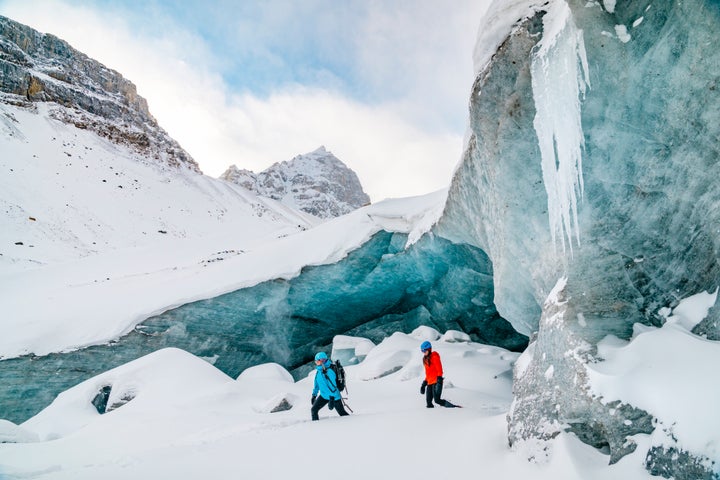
left=0, top=231, right=526, bottom=424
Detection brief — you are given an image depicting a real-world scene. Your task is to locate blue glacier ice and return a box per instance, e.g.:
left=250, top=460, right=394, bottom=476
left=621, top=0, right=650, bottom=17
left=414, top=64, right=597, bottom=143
left=436, top=0, right=720, bottom=477
left=0, top=231, right=526, bottom=424
left=3, top=1, right=718, bottom=477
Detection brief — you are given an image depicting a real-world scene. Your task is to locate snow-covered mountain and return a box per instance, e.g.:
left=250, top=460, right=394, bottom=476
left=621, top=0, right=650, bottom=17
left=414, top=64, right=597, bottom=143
left=0, top=15, right=196, bottom=172
left=1, top=15, right=510, bottom=429
left=0, top=15, right=317, bottom=274
left=220, top=146, right=371, bottom=219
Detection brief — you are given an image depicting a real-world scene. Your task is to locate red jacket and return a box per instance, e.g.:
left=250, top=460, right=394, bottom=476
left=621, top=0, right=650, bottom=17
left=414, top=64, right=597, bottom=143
left=423, top=351, right=443, bottom=385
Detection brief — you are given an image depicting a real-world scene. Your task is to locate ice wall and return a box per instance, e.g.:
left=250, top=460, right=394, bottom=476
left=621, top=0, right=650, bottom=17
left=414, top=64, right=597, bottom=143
left=0, top=231, right=526, bottom=424
left=437, top=0, right=720, bottom=477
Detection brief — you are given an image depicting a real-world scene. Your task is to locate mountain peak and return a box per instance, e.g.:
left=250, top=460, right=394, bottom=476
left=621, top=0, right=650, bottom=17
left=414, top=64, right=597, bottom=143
left=310, top=145, right=328, bottom=155
left=221, top=148, right=370, bottom=219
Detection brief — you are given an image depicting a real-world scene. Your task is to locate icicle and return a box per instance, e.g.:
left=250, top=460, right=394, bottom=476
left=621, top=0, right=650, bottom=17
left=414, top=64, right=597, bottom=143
left=531, top=0, right=590, bottom=255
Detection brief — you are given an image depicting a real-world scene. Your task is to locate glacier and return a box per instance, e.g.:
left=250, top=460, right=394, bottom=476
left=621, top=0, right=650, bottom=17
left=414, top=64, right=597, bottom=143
left=0, top=230, right=526, bottom=424
left=2, top=2, right=720, bottom=478
left=437, top=0, right=720, bottom=478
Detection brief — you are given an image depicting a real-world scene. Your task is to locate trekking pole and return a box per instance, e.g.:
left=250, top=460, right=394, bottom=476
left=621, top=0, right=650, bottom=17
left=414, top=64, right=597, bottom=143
left=342, top=398, right=354, bottom=413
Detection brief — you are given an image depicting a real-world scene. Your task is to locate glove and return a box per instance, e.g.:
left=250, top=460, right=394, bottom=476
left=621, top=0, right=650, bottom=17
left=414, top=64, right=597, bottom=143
left=328, top=397, right=336, bottom=410
left=311, top=395, right=317, bottom=404
left=420, top=380, right=427, bottom=395
left=436, top=376, right=443, bottom=386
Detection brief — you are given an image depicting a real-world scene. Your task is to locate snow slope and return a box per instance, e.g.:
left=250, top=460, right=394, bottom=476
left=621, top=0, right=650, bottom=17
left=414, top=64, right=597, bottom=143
left=0, top=327, right=660, bottom=480
left=0, top=103, right=446, bottom=358
left=1, top=101, right=316, bottom=272
left=0, top=192, right=444, bottom=358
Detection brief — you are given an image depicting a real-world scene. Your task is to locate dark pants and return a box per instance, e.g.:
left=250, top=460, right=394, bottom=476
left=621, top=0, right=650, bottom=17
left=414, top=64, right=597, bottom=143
left=425, top=381, right=455, bottom=408
left=311, top=396, right=349, bottom=421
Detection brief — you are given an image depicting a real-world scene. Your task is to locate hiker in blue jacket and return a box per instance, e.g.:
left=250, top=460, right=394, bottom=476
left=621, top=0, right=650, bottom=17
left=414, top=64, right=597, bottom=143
left=311, top=351, right=349, bottom=421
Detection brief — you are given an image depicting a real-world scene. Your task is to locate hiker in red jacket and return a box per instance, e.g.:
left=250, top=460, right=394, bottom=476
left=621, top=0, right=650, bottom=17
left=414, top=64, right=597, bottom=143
left=420, top=341, right=457, bottom=408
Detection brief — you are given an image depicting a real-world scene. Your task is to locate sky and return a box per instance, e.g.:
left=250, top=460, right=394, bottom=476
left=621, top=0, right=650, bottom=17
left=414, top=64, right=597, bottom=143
left=0, top=0, right=493, bottom=201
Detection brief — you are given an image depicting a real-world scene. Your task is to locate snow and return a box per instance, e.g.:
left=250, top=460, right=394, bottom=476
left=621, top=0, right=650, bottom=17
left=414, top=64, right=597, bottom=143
left=331, top=335, right=376, bottom=365
left=472, top=0, right=547, bottom=76
left=222, top=146, right=370, bottom=219
left=0, top=329, right=658, bottom=479
left=0, top=125, right=714, bottom=480
left=0, top=98, right=448, bottom=358
left=662, top=288, right=719, bottom=331
left=602, top=0, right=617, bottom=13
left=614, top=24, right=632, bottom=43
left=440, top=329, right=472, bottom=343
left=589, top=321, right=720, bottom=464
left=6, top=148, right=703, bottom=479
left=1, top=192, right=442, bottom=358
left=0, top=419, right=38, bottom=443
left=3, top=3, right=720, bottom=477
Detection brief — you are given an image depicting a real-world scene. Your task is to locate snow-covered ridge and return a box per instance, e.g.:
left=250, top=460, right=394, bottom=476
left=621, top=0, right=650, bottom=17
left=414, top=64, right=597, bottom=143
left=0, top=92, right=338, bottom=359
left=221, top=146, right=371, bottom=219
left=0, top=15, right=198, bottom=171
left=0, top=167, right=446, bottom=358
left=0, top=101, right=316, bottom=274
left=0, top=14, right=444, bottom=361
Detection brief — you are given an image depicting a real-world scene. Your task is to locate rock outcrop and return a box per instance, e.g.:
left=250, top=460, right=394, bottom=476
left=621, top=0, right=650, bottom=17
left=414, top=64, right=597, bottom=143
left=0, top=15, right=199, bottom=171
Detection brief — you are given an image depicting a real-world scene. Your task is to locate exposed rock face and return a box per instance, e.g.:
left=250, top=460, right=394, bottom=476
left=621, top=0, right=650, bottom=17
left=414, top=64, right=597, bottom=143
left=221, top=146, right=371, bottom=218
left=436, top=0, right=720, bottom=478
left=0, top=15, right=199, bottom=172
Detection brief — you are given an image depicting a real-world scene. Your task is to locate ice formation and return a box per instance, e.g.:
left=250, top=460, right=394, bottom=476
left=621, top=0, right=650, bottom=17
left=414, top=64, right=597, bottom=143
left=438, top=0, right=720, bottom=477
left=2, top=3, right=720, bottom=478
left=0, top=231, right=526, bottom=424
left=531, top=0, right=589, bottom=253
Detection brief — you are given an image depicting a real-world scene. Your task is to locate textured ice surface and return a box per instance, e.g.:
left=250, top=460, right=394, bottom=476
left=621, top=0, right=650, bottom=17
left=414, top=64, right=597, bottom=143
left=438, top=0, right=720, bottom=477
left=0, top=231, right=526, bottom=424
left=531, top=0, right=589, bottom=253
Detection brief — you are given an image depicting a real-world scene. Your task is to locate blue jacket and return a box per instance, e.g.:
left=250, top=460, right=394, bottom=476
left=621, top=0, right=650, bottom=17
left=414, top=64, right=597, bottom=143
left=312, top=360, right=342, bottom=400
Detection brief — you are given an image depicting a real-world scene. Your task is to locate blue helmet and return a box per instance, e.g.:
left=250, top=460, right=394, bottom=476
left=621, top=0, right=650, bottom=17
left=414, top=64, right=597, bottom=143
left=420, top=341, right=432, bottom=352
left=314, top=351, right=328, bottom=362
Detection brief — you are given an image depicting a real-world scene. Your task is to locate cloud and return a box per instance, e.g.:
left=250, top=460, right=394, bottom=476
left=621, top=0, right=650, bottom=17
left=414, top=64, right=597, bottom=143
left=353, top=0, right=491, bottom=129
left=221, top=88, right=464, bottom=201
left=0, top=0, right=487, bottom=201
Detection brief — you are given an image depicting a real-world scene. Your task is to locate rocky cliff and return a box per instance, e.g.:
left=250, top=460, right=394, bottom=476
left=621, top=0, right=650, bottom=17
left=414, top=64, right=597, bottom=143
left=0, top=15, right=198, bottom=172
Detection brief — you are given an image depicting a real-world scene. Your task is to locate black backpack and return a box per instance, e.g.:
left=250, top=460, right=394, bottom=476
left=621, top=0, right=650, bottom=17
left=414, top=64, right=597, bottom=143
left=325, top=360, right=346, bottom=393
